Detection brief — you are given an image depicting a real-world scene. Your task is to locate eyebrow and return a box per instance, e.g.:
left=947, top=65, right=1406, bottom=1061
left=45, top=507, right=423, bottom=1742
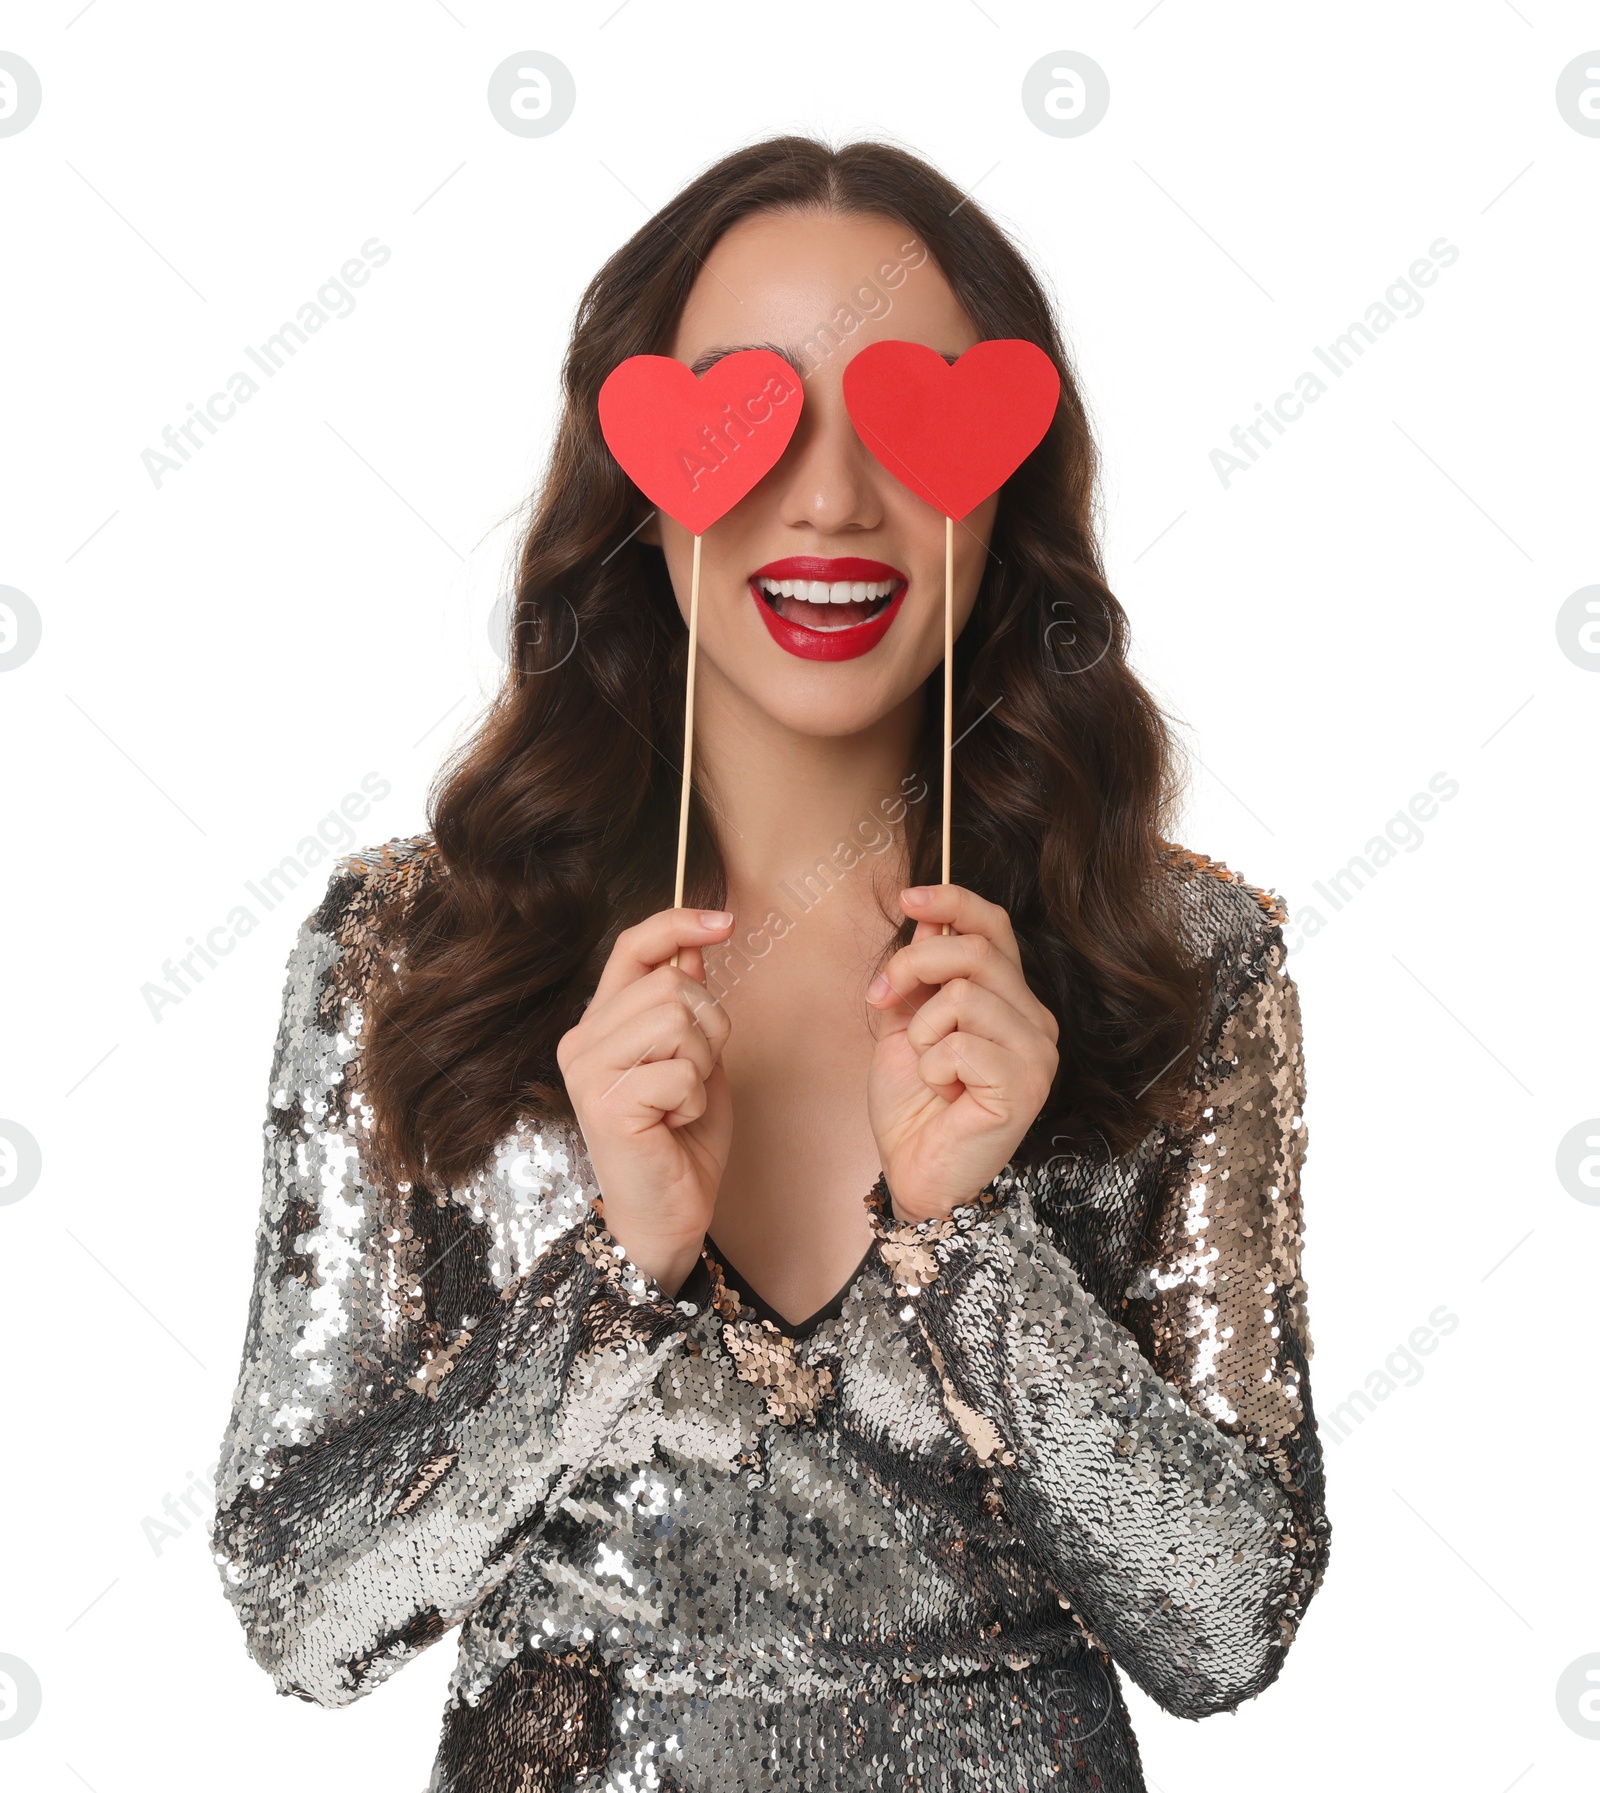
left=686, top=341, right=964, bottom=378
left=687, top=341, right=805, bottom=378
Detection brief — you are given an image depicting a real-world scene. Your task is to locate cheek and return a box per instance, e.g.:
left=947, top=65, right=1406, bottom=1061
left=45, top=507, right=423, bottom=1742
left=703, top=527, right=761, bottom=602
left=702, top=489, right=781, bottom=586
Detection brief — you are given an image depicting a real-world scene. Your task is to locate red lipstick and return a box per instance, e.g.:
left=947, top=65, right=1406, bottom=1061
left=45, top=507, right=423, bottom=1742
left=749, top=556, right=908, bottom=663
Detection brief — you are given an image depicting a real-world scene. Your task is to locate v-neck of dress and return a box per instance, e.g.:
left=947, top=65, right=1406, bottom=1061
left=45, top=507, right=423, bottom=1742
left=682, top=1234, right=878, bottom=1342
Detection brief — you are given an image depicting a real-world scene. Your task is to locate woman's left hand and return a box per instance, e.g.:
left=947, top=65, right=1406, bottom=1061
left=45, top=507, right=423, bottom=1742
left=865, top=884, right=1060, bottom=1225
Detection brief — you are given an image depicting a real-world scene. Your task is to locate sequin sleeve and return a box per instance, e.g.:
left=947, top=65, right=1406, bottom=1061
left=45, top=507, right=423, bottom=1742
left=209, top=869, right=696, bottom=1710
left=864, top=918, right=1331, bottom=1721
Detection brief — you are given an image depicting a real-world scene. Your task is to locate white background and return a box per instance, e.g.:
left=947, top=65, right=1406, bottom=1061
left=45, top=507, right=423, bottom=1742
left=2, top=3, right=1596, bottom=1789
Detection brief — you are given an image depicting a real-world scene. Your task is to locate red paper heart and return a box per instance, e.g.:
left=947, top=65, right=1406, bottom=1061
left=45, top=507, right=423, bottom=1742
left=597, top=349, right=805, bottom=536
left=842, top=339, right=1061, bottom=520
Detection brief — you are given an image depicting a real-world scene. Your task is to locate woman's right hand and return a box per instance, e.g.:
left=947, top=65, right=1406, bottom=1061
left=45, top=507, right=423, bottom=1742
left=556, top=907, right=736, bottom=1296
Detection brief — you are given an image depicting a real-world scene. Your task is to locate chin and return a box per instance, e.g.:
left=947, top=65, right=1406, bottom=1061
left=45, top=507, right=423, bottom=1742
left=724, top=660, right=920, bottom=741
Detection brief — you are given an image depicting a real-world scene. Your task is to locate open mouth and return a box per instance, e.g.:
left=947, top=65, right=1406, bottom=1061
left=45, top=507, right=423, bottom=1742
left=754, top=574, right=901, bottom=630
left=748, top=556, right=908, bottom=662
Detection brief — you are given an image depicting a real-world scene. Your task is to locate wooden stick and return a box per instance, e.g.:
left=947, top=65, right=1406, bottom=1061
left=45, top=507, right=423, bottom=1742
left=941, top=512, right=954, bottom=938
left=670, top=532, right=703, bottom=971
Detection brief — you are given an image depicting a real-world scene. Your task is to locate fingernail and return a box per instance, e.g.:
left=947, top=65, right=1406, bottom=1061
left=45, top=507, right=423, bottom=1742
left=868, top=973, right=891, bottom=1000
left=699, top=910, right=732, bottom=927
left=902, top=887, right=928, bottom=905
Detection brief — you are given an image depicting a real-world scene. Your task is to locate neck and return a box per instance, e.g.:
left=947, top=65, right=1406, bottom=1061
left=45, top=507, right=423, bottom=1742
left=690, top=664, right=924, bottom=912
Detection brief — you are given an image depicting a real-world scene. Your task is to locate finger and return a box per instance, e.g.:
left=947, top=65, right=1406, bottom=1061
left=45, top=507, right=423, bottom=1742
left=601, top=1054, right=705, bottom=1130
left=586, top=997, right=719, bottom=1096
left=591, top=907, right=735, bottom=1008
left=656, top=1060, right=710, bottom=1129
left=865, top=963, right=940, bottom=1035
left=898, top=884, right=1023, bottom=969
left=917, top=1031, right=1027, bottom=1107
left=669, top=1054, right=732, bottom=1129
left=904, top=976, right=1041, bottom=1060
left=676, top=975, right=732, bottom=1061
left=588, top=961, right=733, bottom=1061
left=877, top=933, right=1055, bottom=1041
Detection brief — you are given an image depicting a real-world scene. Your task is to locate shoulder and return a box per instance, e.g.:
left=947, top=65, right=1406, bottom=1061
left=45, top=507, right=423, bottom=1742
left=1155, top=839, right=1292, bottom=1018
left=1157, top=839, right=1287, bottom=939
left=309, top=829, right=442, bottom=939
left=290, top=830, right=443, bottom=1026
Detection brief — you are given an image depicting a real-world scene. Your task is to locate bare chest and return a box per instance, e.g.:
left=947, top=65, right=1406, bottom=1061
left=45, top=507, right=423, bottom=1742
left=700, top=918, right=889, bottom=1327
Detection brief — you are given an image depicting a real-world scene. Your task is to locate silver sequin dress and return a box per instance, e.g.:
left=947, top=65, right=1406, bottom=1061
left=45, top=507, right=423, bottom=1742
left=210, top=832, right=1332, bottom=1791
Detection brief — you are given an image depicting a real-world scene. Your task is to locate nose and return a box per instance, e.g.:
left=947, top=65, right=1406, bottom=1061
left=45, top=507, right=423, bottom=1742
left=771, top=376, right=884, bottom=535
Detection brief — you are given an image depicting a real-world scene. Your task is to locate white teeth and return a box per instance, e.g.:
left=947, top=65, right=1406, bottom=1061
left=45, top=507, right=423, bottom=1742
left=757, top=577, right=897, bottom=604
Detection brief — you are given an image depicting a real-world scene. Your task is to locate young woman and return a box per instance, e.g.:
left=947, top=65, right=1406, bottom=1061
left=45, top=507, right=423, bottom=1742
left=211, top=136, right=1332, bottom=1791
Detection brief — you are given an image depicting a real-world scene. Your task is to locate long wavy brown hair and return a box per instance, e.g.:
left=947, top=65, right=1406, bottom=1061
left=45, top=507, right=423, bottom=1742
left=361, top=134, right=1207, bottom=1196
